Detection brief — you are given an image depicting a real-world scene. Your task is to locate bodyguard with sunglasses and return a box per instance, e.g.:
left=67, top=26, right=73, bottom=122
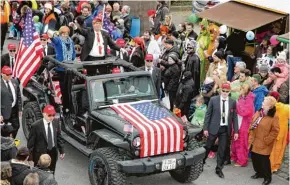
left=28, top=105, right=65, bottom=173
left=1, top=44, right=17, bottom=70
left=0, top=66, right=22, bottom=138
left=203, top=82, right=239, bottom=178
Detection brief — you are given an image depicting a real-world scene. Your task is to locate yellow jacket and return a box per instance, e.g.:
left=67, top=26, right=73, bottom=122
left=0, top=0, right=10, bottom=24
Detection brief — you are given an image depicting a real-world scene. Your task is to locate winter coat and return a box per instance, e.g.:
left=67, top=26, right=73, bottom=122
left=163, top=62, right=180, bottom=93
left=32, top=167, right=58, bottom=185
left=270, top=102, right=290, bottom=171
left=153, top=4, right=169, bottom=34
left=269, top=78, right=289, bottom=104
left=83, top=15, right=93, bottom=28
left=231, top=92, right=255, bottom=166
left=10, top=160, right=33, bottom=185
left=160, top=46, right=180, bottom=63
left=51, top=36, right=76, bottom=63
left=252, top=85, right=269, bottom=112
left=248, top=108, right=280, bottom=155
left=184, top=53, right=200, bottom=92
left=146, top=38, right=161, bottom=66
left=1, top=137, right=17, bottom=161
left=175, top=76, right=195, bottom=112
left=42, top=12, right=57, bottom=32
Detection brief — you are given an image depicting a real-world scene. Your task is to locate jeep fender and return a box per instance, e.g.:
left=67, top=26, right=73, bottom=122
left=22, top=86, right=48, bottom=109
left=188, top=127, right=203, bottom=140
left=89, top=129, right=130, bottom=151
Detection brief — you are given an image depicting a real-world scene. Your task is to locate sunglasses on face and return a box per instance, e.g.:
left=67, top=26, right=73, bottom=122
left=48, top=114, right=56, bottom=117
left=5, top=74, right=12, bottom=76
left=9, top=50, right=16, bottom=52
left=222, top=90, right=230, bottom=93
left=41, top=39, right=47, bottom=41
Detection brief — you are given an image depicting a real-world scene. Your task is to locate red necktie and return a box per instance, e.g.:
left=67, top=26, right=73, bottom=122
left=97, top=32, right=102, bottom=55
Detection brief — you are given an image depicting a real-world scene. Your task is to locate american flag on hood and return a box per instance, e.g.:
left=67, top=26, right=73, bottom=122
left=12, top=8, right=44, bottom=87
left=111, top=102, right=184, bottom=157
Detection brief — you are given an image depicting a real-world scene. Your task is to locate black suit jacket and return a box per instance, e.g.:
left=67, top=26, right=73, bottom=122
left=203, top=95, right=238, bottom=136
left=43, top=44, right=56, bottom=56
left=140, top=66, right=161, bottom=97
left=76, top=28, right=121, bottom=61
left=1, top=53, right=17, bottom=69
left=0, top=78, right=22, bottom=119
left=27, top=119, right=65, bottom=158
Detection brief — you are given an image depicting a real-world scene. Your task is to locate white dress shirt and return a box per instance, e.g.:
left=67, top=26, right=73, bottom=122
left=145, top=66, right=153, bottom=74
left=43, top=45, right=47, bottom=56
left=5, top=80, right=16, bottom=107
left=220, top=97, right=229, bottom=126
left=43, top=118, right=55, bottom=147
left=10, top=56, right=15, bottom=69
left=89, top=31, right=105, bottom=57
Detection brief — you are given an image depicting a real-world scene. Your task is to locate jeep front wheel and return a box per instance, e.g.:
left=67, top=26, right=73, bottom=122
left=22, top=101, right=43, bottom=139
left=88, top=147, right=126, bottom=185
left=169, top=139, right=203, bottom=183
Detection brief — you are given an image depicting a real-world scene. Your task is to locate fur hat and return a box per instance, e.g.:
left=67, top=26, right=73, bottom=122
left=276, top=51, right=287, bottom=61
left=44, top=3, right=53, bottom=10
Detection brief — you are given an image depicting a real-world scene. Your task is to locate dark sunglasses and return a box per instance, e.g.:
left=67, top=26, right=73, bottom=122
left=5, top=74, right=12, bottom=76
left=146, top=60, right=153, bottom=62
left=48, top=114, right=56, bottom=117
left=9, top=50, right=16, bottom=52
left=222, top=90, right=230, bottom=93
left=41, top=39, right=47, bottom=41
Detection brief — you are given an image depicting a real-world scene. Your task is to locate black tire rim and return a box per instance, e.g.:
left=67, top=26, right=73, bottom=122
left=23, top=108, right=37, bottom=137
left=92, top=156, right=108, bottom=185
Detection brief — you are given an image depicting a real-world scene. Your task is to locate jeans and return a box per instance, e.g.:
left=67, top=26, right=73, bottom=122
left=226, top=56, right=242, bottom=81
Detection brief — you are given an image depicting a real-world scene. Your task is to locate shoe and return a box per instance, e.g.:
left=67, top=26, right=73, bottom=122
left=208, top=151, right=216, bottom=159
left=251, top=174, right=262, bottom=179
left=216, top=170, right=224, bottom=178
left=234, top=163, right=241, bottom=167
left=262, top=179, right=271, bottom=185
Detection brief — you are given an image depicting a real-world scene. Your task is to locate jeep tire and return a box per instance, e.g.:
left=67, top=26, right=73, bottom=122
left=169, top=139, right=203, bottom=183
left=22, top=101, right=43, bottom=139
left=88, top=147, right=126, bottom=185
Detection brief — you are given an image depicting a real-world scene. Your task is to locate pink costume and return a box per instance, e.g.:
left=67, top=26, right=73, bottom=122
left=231, top=92, right=255, bottom=166
left=271, top=62, right=289, bottom=91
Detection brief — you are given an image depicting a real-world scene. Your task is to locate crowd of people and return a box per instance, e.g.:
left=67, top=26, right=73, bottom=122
left=0, top=0, right=289, bottom=185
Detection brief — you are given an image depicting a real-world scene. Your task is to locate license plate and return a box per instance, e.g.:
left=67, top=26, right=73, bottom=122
left=161, top=158, right=176, bottom=171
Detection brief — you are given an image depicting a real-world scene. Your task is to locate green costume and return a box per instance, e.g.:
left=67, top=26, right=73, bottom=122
left=196, top=19, right=210, bottom=83
left=190, top=104, right=207, bottom=127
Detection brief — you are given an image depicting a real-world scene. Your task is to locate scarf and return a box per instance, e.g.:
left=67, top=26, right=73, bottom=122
left=250, top=109, right=265, bottom=130
left=60, top=37, right=74, bottom=61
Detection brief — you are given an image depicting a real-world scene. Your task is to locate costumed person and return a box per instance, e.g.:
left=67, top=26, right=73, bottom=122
left=156, top=25, right=169, bottom=53
left=266, top=50, right=289, bottom=91
left=268, top=92, right=290, bottom=173
left=231, top=84, right=255, bottom=167
left=256, top=45, right=276, bottom=70
left=249, top=96, right=279, bottom=185
left=183, top=40, right=200, bottom=94
left=42, top=2, right=57, bottom=33
left=130, top=37, right=145, bottom=68
left=196, top=18, right=210, bottom=82
left=0, top=0, right=11, bottom=52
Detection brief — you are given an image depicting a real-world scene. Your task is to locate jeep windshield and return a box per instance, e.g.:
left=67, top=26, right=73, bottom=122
left=90, top=75, right=157, bottom=108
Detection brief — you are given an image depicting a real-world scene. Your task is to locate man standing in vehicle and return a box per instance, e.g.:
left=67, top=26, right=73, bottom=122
left=28, top=105, right=65, bottom=174
left=0, top=66, right=22, bottom=138
left=70, top=15, right=126, bottom=61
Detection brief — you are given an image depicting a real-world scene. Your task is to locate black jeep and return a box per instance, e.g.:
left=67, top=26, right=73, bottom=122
left=22, top=56, right=205, bottom=185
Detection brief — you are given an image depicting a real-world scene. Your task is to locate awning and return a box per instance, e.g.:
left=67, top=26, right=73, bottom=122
left=277, top=32, right=289, bottom=43
left=196, top=1, right=286, bottom=32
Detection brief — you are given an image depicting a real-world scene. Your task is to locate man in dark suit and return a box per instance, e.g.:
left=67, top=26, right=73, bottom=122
left=27, top=105, right=65, bottom=173
left=70, top=16, right=126, bottom=61
left=40, top=34, right=55, bottom=56
left=203, top=83, right=239, bottom=178
left=1, top=44, right=17, bottom=70
left=141, top=54, right=161, bottom=98
left=0, top=66, right=22, bottom=138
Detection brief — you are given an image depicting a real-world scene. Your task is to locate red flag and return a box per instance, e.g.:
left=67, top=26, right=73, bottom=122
left=12, top=8, right=43, bottom=87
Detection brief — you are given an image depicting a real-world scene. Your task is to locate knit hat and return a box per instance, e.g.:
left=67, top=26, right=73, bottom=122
left=269, top=91, right=280, bottom=101
left=259, top=64, right=269, bottom=73
left=252, top=74, right=262, bottom=84
left=44, top=3, right=53, bottom=10
left=276, top=51, right=287, bottom=61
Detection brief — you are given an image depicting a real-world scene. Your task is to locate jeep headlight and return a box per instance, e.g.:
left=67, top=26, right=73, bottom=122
left=132, top=137, right=141, bottom=147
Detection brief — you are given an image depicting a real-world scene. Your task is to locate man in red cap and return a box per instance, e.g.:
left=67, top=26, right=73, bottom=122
left=28, top=104, right=65, bottom=173
left=141, top=54, right=161, bottom=98
left=1, top=66, right=22, bottom=138
left=1, top=44, right=17, bottom=70
left=203, top=82, right=239, bottom=178
left=40, top=34, right=55, bottom=56
left=69, top=14, right=126, bottom=62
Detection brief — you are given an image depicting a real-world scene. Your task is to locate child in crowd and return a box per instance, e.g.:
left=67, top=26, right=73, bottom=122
left=189, top=95, right=207, bottom=127
left=33, top=16, right=43, bottom=35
